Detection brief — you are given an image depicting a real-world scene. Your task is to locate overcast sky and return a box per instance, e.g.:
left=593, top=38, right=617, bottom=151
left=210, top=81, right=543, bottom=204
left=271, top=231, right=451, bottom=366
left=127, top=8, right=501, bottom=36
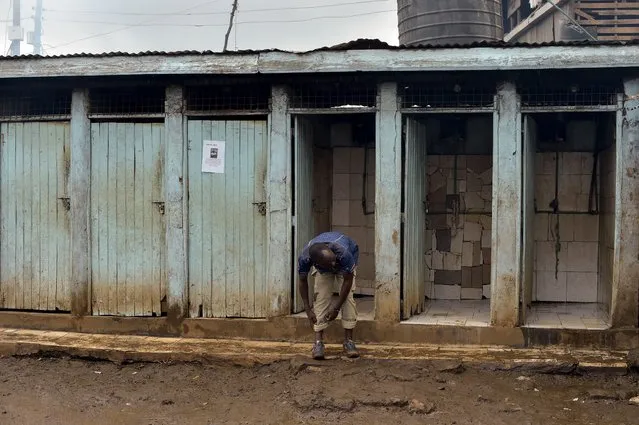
left=0, top=0, right=399, bottom=55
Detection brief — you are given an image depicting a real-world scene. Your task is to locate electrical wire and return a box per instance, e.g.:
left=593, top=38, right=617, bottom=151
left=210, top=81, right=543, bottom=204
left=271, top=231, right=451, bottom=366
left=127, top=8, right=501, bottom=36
left=43, top=0, right=392, bottom=17
left=48, top=9, right=395, bottom=28
left=47, top=0, right=223, bottom=51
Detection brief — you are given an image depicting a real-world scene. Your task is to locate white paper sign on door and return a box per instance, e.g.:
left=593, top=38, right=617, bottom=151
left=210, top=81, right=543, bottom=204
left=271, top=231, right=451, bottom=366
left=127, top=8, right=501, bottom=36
left=202, top=141, right=225, bottom=173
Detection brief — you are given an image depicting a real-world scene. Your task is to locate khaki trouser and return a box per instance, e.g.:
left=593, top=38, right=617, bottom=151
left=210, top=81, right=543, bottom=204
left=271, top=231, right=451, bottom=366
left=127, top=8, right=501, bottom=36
left=311, top=267, right=357, bottom=332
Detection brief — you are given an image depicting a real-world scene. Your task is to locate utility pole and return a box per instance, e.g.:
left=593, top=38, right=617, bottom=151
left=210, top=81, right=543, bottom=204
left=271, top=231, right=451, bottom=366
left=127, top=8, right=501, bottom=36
left=223, top=0, right=238, bottom=52
left=9, top=0, right=22, bottom=56
left=33, top=0, right=43, bottom=55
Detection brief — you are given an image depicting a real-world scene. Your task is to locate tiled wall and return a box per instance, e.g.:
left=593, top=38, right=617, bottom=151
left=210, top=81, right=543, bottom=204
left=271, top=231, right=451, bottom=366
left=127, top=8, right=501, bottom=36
left=329, top=124, right=376, bottom=295
left=598, top=145, right=616, bottom=311
left=425, top=155, right=493, bottom=300
left=533, top=152, right=600, bottom=302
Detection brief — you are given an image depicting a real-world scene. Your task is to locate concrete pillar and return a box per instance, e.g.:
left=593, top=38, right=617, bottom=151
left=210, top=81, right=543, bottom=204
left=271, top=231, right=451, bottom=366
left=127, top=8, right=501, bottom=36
left=267, top=85, right=292, bottom=316
left=490, top=82, right=522, bottom=327
left=610, top=79, right=639, bottom=328
left=69, top=89, right=91, bottom=316
left=164, top=86, right=188, bottom=320
left=374, top=82, right=402, bottom=322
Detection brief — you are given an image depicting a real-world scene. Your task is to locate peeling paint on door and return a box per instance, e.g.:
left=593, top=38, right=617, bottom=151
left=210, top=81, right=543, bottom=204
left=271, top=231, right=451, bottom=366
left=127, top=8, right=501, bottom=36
left=90, top=122, right=166, bottom=316
left=0, top=122, right=72, bottom=311
left=187, top=120, right=268, bottom=318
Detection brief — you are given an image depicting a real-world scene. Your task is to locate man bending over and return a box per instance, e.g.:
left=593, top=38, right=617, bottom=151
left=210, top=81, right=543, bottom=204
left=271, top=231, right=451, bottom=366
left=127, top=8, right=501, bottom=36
left=298, top=231, right=360, bottom=360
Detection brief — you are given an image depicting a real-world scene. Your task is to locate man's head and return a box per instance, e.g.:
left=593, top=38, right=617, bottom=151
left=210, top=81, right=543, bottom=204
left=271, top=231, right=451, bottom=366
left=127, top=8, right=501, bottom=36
left=309, top=243, right=337, bottom=271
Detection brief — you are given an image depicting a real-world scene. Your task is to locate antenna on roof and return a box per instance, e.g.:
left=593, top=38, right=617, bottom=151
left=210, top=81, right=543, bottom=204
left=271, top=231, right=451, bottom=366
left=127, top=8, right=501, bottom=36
left=223, top=0, right=239, bottom=52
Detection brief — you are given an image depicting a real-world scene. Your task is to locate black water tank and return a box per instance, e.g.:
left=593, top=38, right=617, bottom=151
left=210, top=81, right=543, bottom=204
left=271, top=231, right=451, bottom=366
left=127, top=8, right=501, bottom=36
left=398, top=0, right=504, bottom=46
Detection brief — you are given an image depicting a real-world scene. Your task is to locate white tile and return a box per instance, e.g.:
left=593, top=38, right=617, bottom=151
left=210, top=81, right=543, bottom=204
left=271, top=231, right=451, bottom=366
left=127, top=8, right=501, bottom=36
left=535, top=174, right=555, bottom=210
left=348, top=174, right=363, bottom=201
left=462, top=242, right=474, bottom=267
left=540, top=152, right=556, bottom=175
left=535, top=241, right=558, bottom=272
left=465, top=192, right=484, bottom=211
left=350, top=148, right=365, bottom=173
left=333, top=147, right=351, bottom=173
left=443, top=253, right=462, bottom=270
left=558, top=215, right=575, bottom=242
left=461, top=288, right=483, bottom=300
left=331, top=200, right=350, bottom=226
left=534, top=214, right=549, bottom=242
left=561, top=153, right=582, bottom=175
left=566, top=242, right=598, bottom=272
left=432, top=251, right=444, bottom=270
left=573, top=215, right=599, bottom=242
left=480, top=215, right=492, bottom=230
left=566, top=272, right=598, bottom=303
left=483, top=284, right=491, bottom=299
left=333, top=173, right=351, bottom=200
left=464, top=222, right=482, bottom=242
left=536, top=271, right=567, bottom=302
left=434, top=284, right=461, bottom=300
left=451, top=230, right=463, bottom=255
left=479, top=168, right=492, bottom=185
left=481, top=230, right=491, bottom=248
left=581, top=153, right=595, bottom=175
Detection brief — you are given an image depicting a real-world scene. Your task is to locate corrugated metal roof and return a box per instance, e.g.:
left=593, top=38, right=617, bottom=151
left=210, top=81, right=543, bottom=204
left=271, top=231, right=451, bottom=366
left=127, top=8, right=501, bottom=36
left=1, top=38, right=639, bottom=60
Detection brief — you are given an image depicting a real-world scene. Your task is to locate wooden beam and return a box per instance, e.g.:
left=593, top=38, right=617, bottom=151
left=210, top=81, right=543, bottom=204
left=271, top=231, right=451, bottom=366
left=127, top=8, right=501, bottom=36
left=374, top=82, right=402, bottom=323
left=4, top=44, right=639, bottom=80
left=267, top=86, right=292, bottom=317
left=611, top=82, right=639, bottom=328
left=164, top=86, right=188, bottom=321
left=490, top=82, right=522, bottom=328
left=577, top=18, right=639, bottom=25
left=69, top=89, right=90, bottom=316
left=579, top=2, right=639, bottom=9
left=598, top=26, right=639, bottom=34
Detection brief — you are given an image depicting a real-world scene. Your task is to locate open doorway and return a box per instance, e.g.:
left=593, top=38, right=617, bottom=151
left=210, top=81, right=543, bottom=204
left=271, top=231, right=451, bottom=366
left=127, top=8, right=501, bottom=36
left=292, top=114, right=376, bottom=321
left=522, top=112, right=616, bottom=329
left=403, top=114, right=493, bottom=326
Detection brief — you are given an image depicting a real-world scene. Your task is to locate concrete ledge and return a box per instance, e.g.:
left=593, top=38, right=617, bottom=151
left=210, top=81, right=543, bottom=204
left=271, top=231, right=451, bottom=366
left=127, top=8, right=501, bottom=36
left=0, top=328, right=629, bottom=373
left=0, top=312, right=638, bottom=350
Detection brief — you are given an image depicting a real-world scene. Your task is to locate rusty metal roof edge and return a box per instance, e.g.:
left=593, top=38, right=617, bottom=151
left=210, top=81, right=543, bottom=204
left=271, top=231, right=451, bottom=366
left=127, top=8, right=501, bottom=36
left=2, top=38, right=639, bottom=61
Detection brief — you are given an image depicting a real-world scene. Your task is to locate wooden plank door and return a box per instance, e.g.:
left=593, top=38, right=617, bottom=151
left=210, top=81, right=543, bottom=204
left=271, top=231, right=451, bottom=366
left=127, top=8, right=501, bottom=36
left=402, top=117, right=428, bottom=319
left=90, top=122, right=167, bottom=316
left=293, top=116, right=315, bottom=314
left=0, top=122, right=72, bottom=311
left=187, top=119, right=268, bottom=318
left=521, top=115, right=536, bottom=324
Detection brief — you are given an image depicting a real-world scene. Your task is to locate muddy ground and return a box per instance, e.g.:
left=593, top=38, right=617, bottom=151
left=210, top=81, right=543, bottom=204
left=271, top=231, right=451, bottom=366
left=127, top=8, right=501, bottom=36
left=0, top=355, right=637, bottom=425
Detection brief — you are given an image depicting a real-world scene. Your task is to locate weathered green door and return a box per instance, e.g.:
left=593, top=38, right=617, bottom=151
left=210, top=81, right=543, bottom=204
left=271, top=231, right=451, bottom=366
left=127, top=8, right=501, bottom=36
left=0, top=122, right=72, bottom=311
left=90, top=122, right=166, bottom=316
left=187, top=120, right=268, bottom=318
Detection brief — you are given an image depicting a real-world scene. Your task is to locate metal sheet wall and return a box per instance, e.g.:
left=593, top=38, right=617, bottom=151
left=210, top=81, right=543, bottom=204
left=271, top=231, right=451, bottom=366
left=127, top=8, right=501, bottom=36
left=293, top=116, right=315, bottom=313
left=402, top=118, right=428, bottom=318
left=90, top=122, right=166, bottom=316
left=187, top=120, right=268, bottom=318
left=0, top=122, right=72, bottom=311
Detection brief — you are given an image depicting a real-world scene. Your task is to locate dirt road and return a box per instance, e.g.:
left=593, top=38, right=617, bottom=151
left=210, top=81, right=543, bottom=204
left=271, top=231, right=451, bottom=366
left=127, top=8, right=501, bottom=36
left=0, top=355, right=637, bottom=425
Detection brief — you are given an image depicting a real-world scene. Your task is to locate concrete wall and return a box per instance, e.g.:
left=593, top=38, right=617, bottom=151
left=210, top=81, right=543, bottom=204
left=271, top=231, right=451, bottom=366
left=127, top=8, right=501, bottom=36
left=533, top=152, right=600, bottom=302
left=598, top=144, right=616, bottom=312
left=425, top=155, right=492, bottom=300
